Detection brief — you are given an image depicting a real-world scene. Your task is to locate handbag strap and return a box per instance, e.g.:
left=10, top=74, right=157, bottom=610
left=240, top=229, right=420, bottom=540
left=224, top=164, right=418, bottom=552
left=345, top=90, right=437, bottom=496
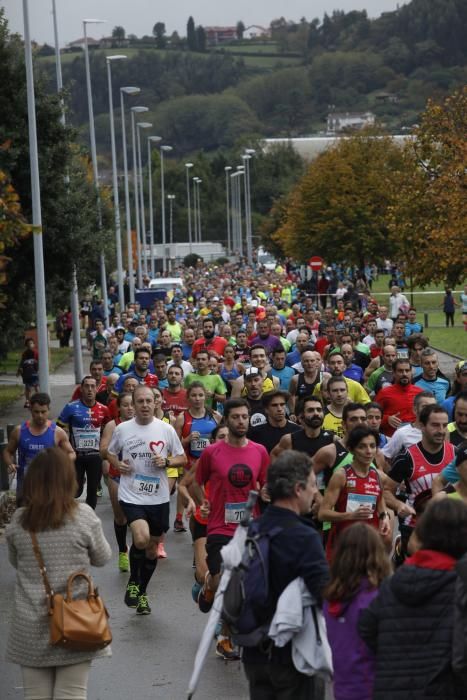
left=30, top=532, right=54, bottom=611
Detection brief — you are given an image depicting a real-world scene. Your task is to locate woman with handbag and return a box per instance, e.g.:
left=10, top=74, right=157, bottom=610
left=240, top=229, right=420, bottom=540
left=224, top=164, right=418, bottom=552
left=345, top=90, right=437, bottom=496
left=5, top=447, right=112, bottom=700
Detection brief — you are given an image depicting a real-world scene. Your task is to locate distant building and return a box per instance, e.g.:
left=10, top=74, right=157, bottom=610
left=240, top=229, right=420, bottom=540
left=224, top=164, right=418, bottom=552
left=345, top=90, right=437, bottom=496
left=244, top=25, right=271, bottom=39
left=262, top=135, right=412, bottom=161
left=374, top=91, right=399, bottom=104
left=327, top=111, right=376, bottom=134
left=204, top=26, right=237, bottom=45
left=66, top=36, right=100, bottom=50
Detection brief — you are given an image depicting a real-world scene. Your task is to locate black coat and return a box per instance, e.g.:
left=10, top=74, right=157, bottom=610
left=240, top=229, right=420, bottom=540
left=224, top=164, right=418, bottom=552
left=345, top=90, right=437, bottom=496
left=358, top=556, right=467, bottom=700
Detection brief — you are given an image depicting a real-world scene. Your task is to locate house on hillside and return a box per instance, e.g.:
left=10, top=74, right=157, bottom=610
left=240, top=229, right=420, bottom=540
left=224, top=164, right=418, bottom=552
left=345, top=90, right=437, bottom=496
left=327, top=111, right=376, bottom=134
left=244, top=25, right=271, bottom=39
left=66, top=36, right=100, bottom=50
left=204, top=26, right=237, bottom=45
left=374, top=91, right=399, bottom=104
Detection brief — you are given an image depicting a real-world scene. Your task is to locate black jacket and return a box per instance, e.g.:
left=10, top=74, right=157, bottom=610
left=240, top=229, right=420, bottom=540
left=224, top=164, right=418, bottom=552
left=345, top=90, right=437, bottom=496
left=243, top=505, right=329, bottom=665
left=358, top=552, right=467, bottom=700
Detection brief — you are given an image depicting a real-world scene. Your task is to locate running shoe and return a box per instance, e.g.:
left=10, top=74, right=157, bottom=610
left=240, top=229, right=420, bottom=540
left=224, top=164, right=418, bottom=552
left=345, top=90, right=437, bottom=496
left=198, top=583, right=214, bottom=613
left=118, top=550, right=129, bottom=572
left=157, top=542, right=167, bottom=558
left=215, top=638, right=240, bottom=660
left=24, top=401, right=30, bottom=408
left=136, top=594, right=151, bottom=615
left=96, top=484, right=103, bottom=498
left=124, top=581, right=140, bottom=608
left=191, top=581, right=202, bottom=603
left=173, top=517, right=187, bottom=533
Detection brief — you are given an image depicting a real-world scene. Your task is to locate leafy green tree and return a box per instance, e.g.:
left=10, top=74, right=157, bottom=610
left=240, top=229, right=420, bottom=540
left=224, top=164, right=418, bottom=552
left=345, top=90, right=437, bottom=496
left=0, top=9, right=113, bottom=346
left=153, top=22, right=166, bottom=49
left=270, top=132, right=404, bottom=267
left=187, top=16, right=197, bottom=51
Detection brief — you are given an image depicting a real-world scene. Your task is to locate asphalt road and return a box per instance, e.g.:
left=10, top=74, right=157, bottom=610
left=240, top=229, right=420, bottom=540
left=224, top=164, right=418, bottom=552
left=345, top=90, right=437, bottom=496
left=0, top=489, right=250, bottom=700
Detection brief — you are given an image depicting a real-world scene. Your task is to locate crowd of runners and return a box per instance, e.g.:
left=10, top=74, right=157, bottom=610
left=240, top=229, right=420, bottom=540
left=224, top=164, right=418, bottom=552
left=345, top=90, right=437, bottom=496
left=4, top=258, right=467, bottom=699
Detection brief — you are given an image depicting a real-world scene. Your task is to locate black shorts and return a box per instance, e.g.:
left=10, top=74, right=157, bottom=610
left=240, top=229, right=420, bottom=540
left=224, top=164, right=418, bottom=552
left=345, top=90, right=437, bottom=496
left=190, top=516, right=207, bottom=542
left=119, top=501, right=170, bottom=537
left=205, top=534, right=232, bottom=576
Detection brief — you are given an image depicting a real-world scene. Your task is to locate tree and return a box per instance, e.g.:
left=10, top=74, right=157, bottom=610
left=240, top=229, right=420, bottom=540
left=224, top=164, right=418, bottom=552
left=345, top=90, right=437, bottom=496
left=236, top=21, right=246, bottom=40
left=269, top=132, right=405, bottom=267
left=0, top=9, right=114, bottom=350
left=153, top=22, right=166, bottom=49
left=112, top=26, right=126, bottom=46
left=196, top=25, right=206, bottom=52
left=0, top=168, right=31, bottom=311
left=389, top=86, right=467, bottom=288
left=187, top=16, right=197, bottom=51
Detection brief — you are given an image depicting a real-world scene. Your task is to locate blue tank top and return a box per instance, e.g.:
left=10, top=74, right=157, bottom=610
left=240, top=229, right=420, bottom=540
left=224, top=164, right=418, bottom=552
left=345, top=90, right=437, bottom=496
left=188, top=412, right=218, bottom=458
left=17, top=420, right=56, bottom=490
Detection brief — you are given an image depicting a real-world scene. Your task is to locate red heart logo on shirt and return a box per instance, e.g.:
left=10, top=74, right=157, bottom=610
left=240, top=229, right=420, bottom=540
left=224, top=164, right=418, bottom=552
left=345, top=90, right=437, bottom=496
left=149, top=441, right=165, bottom=454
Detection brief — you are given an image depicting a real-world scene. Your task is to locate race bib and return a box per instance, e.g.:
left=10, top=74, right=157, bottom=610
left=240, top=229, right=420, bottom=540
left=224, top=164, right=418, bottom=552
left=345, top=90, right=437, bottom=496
left=73, top=428, right=100, bottom=451
left=346, top=493, right=377, bottom=514
left=225, top=501, right=247, bottom=524
left=132, top=473, right=160, bottom=495
left=190, top=434, right=210, bottom=453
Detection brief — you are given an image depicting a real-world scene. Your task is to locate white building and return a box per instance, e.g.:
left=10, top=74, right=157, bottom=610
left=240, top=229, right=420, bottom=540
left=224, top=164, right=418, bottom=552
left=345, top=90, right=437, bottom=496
left=327, top=111, right=376, bottom=134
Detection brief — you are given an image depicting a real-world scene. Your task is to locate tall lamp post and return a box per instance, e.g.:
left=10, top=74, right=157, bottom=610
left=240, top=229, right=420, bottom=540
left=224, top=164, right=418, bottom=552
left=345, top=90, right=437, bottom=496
left=242, top=153, right=253, bottom=265
left=106, top=54, right=127, bottom=311
left=160, top=145, right=172, bottom=274
left=83, top=18, right=109, bottom=325
left=136, top=122, right=152, bottom=281
left=147, top=135, right=162, bottom=277
left=224, top=165, right=232, bottom=253
left=192, top=177, right=199, bottom=243
left=196, top=179, right=202, bottom=243
left=23, top=0, right=50, bottom=393
left=51, top=0, right=83, bottom=383
left=120, top=86, right=140, bottom=303
left=167, top=195, right=175, bottom=244
left=130, top=106, right=148, bottom=288
left=185, top=162, right=193, bottom=254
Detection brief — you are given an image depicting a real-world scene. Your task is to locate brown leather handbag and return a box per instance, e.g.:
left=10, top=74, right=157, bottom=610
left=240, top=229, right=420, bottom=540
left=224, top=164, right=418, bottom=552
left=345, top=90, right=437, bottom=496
left=30, top=532, right=112, bottom=651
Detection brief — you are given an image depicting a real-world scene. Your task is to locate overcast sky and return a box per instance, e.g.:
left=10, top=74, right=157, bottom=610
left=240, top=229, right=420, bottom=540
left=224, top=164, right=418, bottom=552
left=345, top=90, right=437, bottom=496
left=3, top=0, right=406, bottom=46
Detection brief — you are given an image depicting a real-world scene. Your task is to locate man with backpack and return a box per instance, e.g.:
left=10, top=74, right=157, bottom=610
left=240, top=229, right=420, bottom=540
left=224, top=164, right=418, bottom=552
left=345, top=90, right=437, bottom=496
left=240, top=450, right=329, bottom=699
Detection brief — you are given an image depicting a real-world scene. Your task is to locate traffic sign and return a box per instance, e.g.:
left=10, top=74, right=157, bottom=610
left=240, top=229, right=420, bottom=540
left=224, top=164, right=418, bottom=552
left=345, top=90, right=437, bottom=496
left=309, top=256, right=324, bottom=270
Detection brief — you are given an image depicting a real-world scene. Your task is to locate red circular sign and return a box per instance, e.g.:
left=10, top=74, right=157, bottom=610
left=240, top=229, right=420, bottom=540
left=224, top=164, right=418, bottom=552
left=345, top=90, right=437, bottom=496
left=309, top=256, right=324, bottom=270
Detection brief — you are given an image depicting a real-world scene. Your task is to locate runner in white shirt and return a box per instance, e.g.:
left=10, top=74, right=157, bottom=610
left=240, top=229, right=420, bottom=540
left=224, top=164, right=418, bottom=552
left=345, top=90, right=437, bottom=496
left=107, top=385, right=186, bottom=615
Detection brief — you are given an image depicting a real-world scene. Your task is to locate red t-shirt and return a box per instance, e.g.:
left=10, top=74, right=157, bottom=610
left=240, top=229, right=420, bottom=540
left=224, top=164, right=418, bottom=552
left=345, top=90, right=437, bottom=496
left=162, top=388, right=188, bottom=415
left=191, top=336, right=228, bottom=359
left=196, top=440, right=269, bottom=537
left=314, top=337, right=329, bottom=357
left=375, top=383, right=423, bottom=436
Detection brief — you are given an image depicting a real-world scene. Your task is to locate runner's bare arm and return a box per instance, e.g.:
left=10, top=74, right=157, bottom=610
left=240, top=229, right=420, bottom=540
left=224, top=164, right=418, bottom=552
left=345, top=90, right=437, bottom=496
left=270, top=433, right=293, bottom=462
left=55, top=426, right=76, bottom=463
left=3, top=425, right=20, bottom=474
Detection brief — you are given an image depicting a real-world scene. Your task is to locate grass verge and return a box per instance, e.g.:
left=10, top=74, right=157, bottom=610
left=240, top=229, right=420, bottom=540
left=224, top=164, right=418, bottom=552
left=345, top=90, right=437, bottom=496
left=0, top=385, right=23, bottom=411
left=0, top=347, right=72, bottom=375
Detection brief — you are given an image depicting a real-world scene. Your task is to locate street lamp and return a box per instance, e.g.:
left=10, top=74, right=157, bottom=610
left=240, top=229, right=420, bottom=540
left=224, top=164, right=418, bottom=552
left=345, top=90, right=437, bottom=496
left=136, top=122, right=152, bottom=281
left=167, top=195, right=176, bottom=246
left=160, top=145, right=173, bottom=274
left=192, top=177, right=200, bottom=243
left=83, top=18, right=109, bottom=324
left=106, top=54, right=127, bottom=311
left=185, top=163, right=193, bottom=254
left=224, top=166, right=232, bottom=254
left=148, top=135, right=162, bottom=277
left=120, top=86, right=140, bottom=303
left=130, top=106, right=148, bottom=288
left=231, top=170, right=245, bottom=258
left=51, top=0, right=83, bottom=383
left=242, top=153, right=253, bottom=265
left=196, top=179, right=202, bottom=243
left=23, top=0, right=50, bottom=393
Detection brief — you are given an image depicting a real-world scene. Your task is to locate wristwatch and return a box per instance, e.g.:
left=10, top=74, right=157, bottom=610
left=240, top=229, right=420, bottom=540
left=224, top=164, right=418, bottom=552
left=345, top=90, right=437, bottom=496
left=165, top=457, right=170, bottom=468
